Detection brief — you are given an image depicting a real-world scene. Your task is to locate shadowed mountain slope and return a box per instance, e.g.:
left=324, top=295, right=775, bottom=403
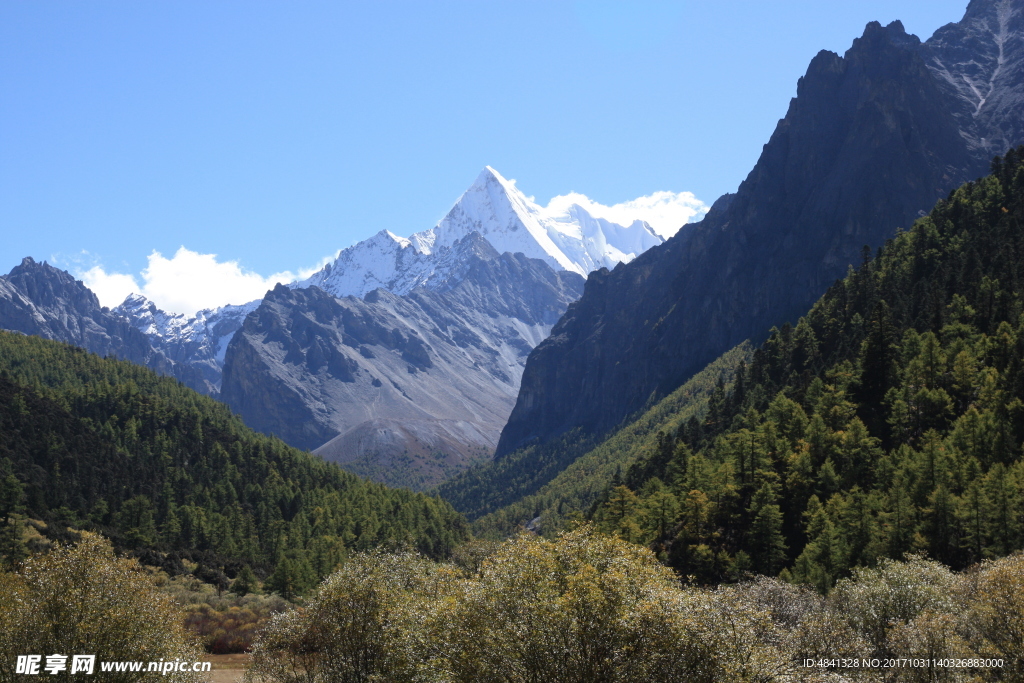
left=0, top=258, right=206, bottom=392
left=496, top=2, right=1024, bottom=461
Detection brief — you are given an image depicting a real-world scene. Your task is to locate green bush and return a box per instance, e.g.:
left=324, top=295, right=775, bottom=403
left=0, top=533, right=202, bottom=683
left=830, top=555, right=958, bottom=657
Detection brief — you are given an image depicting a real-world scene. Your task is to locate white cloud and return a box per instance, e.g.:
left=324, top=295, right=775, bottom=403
left=80, top=267, right=140, bottom=309
left=79, top=247, right=335, bottom=316
left=72, top=187, right=705, bottom=315
left=545, top=190, right=708, bottom=239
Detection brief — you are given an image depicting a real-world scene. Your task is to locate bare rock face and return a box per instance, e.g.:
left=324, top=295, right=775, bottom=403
left=219, top=233, right=584, bottom=489
left=923, top=0, right=1024, bottom=157
left=496, top=1, right=1024, bottom=459
left=114, top=295, right=256, bottom=395
left=0, top=258, right=205, bottom=389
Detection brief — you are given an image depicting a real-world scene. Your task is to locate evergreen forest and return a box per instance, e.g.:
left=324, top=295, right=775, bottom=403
left=0, top=331, right=468, bottom=592
left=582, top=148, right=1024, bottom=588
left=453, top=343, right=751, bottom=536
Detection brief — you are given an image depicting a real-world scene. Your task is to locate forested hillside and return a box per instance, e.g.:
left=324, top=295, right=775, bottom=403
left=0, top=331, right=467, bottom=589
left=588, top=148, right=1024, bottom=588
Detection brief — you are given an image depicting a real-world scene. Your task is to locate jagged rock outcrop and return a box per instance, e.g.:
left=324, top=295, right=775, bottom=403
left=496, top=0, right=1024, bottom=458
left=0, top=258, right=205, bottom=389
left=220, top=233, right=584, bottom=489
left=114, top=295, right=256, bottom=395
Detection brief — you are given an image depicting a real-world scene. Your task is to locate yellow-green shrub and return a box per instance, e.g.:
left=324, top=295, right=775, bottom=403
left=0, top=533, right=202, bottom=683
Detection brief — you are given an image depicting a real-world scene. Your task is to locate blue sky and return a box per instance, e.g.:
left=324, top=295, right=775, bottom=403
left=1, top=1, right=969, bottom=313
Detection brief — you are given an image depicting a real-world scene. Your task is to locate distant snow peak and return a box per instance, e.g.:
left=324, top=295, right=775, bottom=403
left=114, top=292, right=260, bottom=389
left=373, top=229, right=412, bottom=249
left=116, top=292, right=258, bottom=343
left=435, top=165, right=699, bottom=275
left=297, top=226, right=441, bottom=299
left=432, top=166, right=586, bottom=274
left=303, top=166, right=698, bottom=301
left=546, top=189, right=709, bottom=239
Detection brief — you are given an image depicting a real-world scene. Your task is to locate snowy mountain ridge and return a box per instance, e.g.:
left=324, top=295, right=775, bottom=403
left=431, top=166, right=665, bottom=277
left=113, top=166, right=690, bottom=392
left=117, top=294, right=259, bottom=362
left=114, top=294, right=259, bottom=392
left=296, top=166, right=672, bottom=300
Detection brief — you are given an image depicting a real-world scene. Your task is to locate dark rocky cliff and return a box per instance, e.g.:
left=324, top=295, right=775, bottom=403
left=497, top=1, right=1024, bottom=457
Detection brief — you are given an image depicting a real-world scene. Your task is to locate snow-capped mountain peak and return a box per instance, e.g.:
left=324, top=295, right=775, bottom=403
left=431, top=166, right=585, bottom=273
left=300, top=166, right=675, bottom=300
left=435, top=166, right=672, bottom=275
left=113, top=166, right=701, bottom=393
left=298, top=227, right=438, bottom=298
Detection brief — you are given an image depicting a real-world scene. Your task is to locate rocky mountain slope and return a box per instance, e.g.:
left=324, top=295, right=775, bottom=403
left=495, top=0, right=1024, bottom=460
left=219, top=233, right=584, bottom=489
left=0, top=258, right=204, bottom=390
left=112, top=166, right=669, bottom=396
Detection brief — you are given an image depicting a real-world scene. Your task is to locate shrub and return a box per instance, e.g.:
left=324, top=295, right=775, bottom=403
left=0, top=533, right=202, bottom=683
left=246, top=527, right=789, bottom=683
left=961, top=552, right=1024, bottom=681
left=246, top=549, right=439, bottom=683
left=829, top=555, right=958, bottom=657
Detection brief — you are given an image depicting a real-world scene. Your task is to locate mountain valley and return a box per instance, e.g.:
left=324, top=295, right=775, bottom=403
left=8, top=1, right=1024, bottom=678
left=221, top=233, right=584, bottom=489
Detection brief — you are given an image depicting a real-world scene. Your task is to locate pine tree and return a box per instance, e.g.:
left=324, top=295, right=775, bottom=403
left=747, top=480, right=787, bottom=575
left=265, top=555, right=299, bottom=600
left=0, top=462, right=26, bottom=568
left=232, top=564, right=259, bottom=596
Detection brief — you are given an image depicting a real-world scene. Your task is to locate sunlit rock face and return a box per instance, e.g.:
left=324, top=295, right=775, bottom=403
left=221, top=233, right=584, bottom=490
left=922, top=0, right=1024, bottom=158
